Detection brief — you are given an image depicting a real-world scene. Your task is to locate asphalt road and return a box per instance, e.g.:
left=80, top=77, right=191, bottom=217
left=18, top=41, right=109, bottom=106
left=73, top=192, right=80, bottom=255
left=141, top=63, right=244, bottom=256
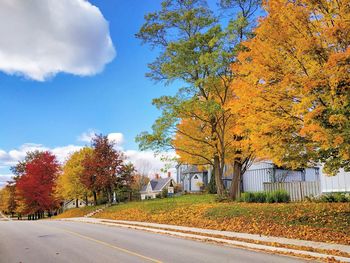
left=0, top=220, right=308, bottom=263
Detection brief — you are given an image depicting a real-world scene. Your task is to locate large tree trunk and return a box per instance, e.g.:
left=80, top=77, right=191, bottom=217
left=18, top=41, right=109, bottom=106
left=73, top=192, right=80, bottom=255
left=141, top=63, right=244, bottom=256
left=93, top=191, right=97, bottom=206
left=214, top=155, right=225, bottom=196
left=229, top=160, right=242, bottom=200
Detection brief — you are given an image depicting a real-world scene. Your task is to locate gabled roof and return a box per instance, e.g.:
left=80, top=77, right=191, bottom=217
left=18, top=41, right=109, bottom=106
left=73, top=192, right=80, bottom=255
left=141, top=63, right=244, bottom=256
left=140, top=177, right=172, bottom=193
left=180, top=165, right=207, bottom=174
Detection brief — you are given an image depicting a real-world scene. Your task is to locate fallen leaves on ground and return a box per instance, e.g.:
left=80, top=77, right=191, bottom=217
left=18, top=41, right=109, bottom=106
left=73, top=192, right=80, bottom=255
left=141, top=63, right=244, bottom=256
left=93, top=195, right=350, bottom=245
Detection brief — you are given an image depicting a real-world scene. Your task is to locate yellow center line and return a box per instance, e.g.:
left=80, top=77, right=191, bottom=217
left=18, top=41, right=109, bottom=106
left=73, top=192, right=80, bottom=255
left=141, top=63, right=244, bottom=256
left=38, top=222, right=162, bottom=263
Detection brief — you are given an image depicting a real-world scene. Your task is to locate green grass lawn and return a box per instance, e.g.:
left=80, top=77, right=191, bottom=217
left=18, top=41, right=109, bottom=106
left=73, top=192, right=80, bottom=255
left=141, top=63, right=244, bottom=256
left=102, top=194, right=216, bottom=213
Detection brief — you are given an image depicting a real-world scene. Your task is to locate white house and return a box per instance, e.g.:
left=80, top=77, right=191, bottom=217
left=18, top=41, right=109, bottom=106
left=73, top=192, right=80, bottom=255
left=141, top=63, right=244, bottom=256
left=177, top=161, right=350, bottom=195
left=176, top=165, right=210, bottom=192
left=140, top=176, right=175, bottom=200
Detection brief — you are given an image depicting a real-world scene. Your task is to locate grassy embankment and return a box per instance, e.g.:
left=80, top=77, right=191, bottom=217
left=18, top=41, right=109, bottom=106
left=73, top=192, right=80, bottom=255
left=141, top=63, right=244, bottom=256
left=54, top=205, right=105, bottom=219
left=57, top=194, right=350, bottom=245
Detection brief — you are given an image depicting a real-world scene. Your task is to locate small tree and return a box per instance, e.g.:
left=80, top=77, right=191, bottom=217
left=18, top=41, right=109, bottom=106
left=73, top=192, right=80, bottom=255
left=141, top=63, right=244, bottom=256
left=81, top=134, right=127, bottom=205
left=56, top=147, right=92, bottom=207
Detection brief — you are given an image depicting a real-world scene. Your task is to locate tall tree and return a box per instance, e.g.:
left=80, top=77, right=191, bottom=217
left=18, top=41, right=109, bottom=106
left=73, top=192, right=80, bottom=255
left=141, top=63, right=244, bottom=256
left=117, top=163, right=136, bottom=201
left=233, top=0, right=350, bottom=175
left=16, top=151, right=60, bottom=216
left=81, top=134, right=125, bottom=205
left=56, top=147, right=92, bottom=207
left=136, top=0, right=260, bottom=197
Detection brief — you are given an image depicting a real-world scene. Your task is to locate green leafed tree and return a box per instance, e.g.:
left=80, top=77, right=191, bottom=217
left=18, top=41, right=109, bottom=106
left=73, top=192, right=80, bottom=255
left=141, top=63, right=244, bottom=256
left=136, top=0, right=260, bottom=198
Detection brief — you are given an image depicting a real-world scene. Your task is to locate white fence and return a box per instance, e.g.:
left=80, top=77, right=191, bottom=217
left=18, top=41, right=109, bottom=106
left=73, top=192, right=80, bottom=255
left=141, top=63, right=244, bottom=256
left=263, top=181, right=321, bottom=201
left=320, top=169, right=350, bottom=193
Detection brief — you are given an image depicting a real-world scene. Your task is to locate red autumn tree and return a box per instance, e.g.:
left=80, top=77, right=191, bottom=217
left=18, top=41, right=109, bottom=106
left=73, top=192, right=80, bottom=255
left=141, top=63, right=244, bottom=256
left=16, top=151, right=60, bottom=216
left=81, top=134, right=126, bottom=205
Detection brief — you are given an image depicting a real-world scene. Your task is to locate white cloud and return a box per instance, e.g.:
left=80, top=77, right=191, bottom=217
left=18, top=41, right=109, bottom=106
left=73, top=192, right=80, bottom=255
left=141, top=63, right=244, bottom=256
left=0, top=174, right=14, bottom=188
left=0, top=0, right=115, bottom=81
left=0, top=143, right=82, bottom=168
left=107, top=133, right=124, bottom=145
left=78, top=131, right=124, bottom=146
left=51, top=145, right=83, bottom=163
left=77, top=129, right=98, bottom=143
left=125, top=150, right=177, bottom=178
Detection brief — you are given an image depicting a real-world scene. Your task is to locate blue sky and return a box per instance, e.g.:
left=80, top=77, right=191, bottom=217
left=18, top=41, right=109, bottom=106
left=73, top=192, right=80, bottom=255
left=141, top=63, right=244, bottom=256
left=0, top=0, right=227, bottom=185
left=0, top=0, right=184, bottom=183
left=1, top=0, right=169, bottom=150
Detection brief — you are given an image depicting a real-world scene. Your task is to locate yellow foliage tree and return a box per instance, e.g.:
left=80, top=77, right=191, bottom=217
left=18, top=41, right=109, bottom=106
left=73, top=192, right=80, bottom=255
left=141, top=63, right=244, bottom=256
left=0, top=183, right=17, bottom=215
left=56, top=147, right=93, bottom=207
left=173, top=86, right=254, bottom=199
left=0, top=187, right=9, bottom=213
left=233, top=0, right=350, bottom=174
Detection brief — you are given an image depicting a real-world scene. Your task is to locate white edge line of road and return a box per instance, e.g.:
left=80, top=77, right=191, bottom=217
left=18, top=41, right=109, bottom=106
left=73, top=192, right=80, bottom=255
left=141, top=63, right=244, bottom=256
left=58, top=218, right=350, bottom=262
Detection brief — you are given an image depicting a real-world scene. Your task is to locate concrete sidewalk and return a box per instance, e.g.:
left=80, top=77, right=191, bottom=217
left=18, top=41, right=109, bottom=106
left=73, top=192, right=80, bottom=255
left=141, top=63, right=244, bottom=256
left=0, top=211, right=10, bottom=221
left=62, top=217, right=350, bottom=262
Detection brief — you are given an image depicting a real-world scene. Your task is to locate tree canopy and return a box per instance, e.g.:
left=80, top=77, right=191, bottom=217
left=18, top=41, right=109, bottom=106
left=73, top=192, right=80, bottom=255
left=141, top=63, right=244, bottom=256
left=16, top=151, right=60, bottom=215
left=56, top=147, right=92, bottom=205
left=233, top=0, right=350, bottom=175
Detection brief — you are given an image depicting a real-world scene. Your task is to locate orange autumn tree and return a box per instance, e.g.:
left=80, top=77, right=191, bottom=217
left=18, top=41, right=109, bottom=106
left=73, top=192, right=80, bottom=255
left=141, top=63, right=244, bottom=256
left=173, top=91, right=254, bottom=199
left=233, top=0, right=350, bottom=174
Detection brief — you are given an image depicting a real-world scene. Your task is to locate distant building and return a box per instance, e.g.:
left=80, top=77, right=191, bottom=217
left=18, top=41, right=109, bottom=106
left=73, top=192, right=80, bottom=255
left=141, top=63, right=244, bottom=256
left=62, top=199, right=89, bottom=210
left=140, top=175, right=175, bottom=200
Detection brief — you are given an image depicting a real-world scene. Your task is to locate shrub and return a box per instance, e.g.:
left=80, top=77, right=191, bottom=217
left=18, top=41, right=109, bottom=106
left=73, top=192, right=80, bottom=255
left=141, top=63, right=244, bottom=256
left=97, top=197, right=108, bottom=205
left=334, top=193, right=349, bottom=202
left=266, top=190, right=290, bottom=203
left=319, top=193, right=350, bottom=203
left=206, top=176, right=217, bottom=194
left=161, top=188, right=168, bottom=198
left=240, top=190, right=290, bottom=203
left=241, top=192, right=255, bottom=203
left=255, top=192, right=267, bottom=203
left=240, top=192, right=262, bottom=203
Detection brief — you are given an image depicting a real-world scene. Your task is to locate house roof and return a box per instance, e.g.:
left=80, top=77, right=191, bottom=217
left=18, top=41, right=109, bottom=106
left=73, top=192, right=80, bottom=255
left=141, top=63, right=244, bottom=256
left=180, top=165, right=207, bottom=174
left=140, top=177, right=172, bottom=193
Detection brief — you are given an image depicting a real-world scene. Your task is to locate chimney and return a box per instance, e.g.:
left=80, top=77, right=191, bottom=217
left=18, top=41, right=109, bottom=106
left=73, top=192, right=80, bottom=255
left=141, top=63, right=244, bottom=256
left=167, top=172, right=171, bottom=178
left=155, top=173, right=160, bottom=179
